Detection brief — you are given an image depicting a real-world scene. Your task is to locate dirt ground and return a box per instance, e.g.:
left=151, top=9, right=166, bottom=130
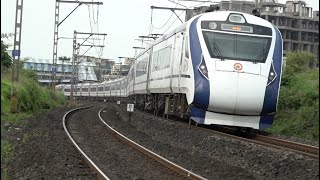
left=1, top=101, right=319, bottom=179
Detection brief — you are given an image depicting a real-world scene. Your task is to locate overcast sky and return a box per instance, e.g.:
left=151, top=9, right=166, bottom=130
left=1, top=0, right=319, bottom=63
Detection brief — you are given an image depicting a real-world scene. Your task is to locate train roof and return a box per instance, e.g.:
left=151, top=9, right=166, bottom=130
left=135, top=22, right=187, bottom=59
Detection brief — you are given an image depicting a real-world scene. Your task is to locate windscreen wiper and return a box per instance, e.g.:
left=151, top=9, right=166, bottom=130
left=211, top=41, right=224, bottom=60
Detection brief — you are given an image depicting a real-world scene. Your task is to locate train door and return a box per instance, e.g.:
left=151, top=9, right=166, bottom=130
left=178, top=30, right=186, bottom=92
left=170, top=31, right=184, bottom=93
left=146, top=49, right=152, bottom=94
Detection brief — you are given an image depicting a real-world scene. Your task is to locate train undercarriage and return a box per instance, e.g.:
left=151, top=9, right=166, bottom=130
left=79, top=93, right=190, bottom=120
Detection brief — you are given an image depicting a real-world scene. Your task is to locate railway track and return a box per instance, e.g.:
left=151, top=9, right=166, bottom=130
left=202, top=125, right=319, bottom=159
left=62, top=105, right=110, bottom=180
left=134, top=107, right=319, bottom=160
left=191, top=124, right=319, bottom=160
left=252, top=134, right=319, bottom=159
left=63, top=104, right=206, bottom=179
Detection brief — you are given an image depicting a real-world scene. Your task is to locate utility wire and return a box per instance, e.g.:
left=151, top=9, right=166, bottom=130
left=162, top=10, right=185, bottom=34
left=150, top=0, right=180, bottom=30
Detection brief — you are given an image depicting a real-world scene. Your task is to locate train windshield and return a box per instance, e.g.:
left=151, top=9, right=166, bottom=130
left=203, top=31, right=271, bottom=63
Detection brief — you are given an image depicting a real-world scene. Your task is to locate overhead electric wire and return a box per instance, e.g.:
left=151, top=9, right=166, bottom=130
left=162, top=10, right=185, bottom=34
left=87, top=3, right=102, bottom=55
left=150, top=0, right=180, bottom=30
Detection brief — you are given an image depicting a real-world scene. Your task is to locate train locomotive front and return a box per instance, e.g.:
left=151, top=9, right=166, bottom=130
left=188, top=11, right=283, bottom=130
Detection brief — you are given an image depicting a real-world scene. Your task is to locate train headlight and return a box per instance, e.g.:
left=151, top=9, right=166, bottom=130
left=208, top=22, right=217, bottom=30
left=267, top=63, right=277, bottom=86
left=229, top=14, right=245, bottom=23
left=200, top=65, right=206, bottom=70
left=198, top=55, right=209, bottom=80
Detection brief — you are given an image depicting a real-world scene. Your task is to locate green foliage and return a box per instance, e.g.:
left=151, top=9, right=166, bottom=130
left=268, top=51, right=319, bottom=141
left=21, top=131, right=48, bottom=144
left=268, top=68, right=319, bottom=141
left=1, top=81, right=11, bottom=113
left=1, top=78, right=66, bottom=114
left=20, top=68, right=38, bottom=82
left=281, top=51, right=316, bottom=87
left=1, top=140, right=14, bottom=164
left=1, top=140, right=14, bottom=180
left=16, top=80, right=65, bottom=112
left=1, top=37, right=12, bottom=69
left=285, top=51, right=315, bottom=72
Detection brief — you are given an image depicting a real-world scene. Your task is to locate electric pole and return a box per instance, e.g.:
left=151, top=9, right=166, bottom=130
left=10, top=0, right=24, bottom=113
left=52, top=0, right=103, bottom=96
left=69, top=31, right=106, bottom=104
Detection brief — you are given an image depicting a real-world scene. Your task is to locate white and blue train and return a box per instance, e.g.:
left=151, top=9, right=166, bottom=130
left=57, top=11, right=283, bottom=130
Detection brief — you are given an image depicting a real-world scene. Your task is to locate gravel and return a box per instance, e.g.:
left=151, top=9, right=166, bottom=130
left=101, top=103, right=319, bottom=180
left=2, top=104, right=97, bottom=179
left=2, top=101, right=319, bottom=180
left=67, top=103, right=186, bottom=179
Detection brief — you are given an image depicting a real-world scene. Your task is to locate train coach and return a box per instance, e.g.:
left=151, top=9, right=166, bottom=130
left=57, top=10, right=283, bottom=130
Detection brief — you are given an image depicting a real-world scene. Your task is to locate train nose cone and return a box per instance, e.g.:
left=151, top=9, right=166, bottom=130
left=208, top=71, right=267, bottom=115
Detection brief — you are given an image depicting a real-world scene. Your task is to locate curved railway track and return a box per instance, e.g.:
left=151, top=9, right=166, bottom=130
left=98, top=107, right=206, bottom=180
left=63, top=104, right=206, bottom=180
left=62, top=105, right=110, bottom=180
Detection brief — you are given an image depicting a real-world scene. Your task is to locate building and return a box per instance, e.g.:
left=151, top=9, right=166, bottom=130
left=22, top=58, right=97, bottom=85
left=186, top=0, right=319, bottom=60
left=102, top=58, right=132, bottom=81
left=79, top=55, right=115, bottom=81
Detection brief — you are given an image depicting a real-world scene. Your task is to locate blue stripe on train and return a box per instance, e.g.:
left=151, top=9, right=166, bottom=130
left=260, top=26, right=283, bottom=129
left=189, top=16, right=210, bottom=124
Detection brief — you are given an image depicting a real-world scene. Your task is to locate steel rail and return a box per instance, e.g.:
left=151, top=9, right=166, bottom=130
left=253, top=134, right=319, bottom=159
left=193, top=125, right=319, bottom=160
left=63, top=105, right=111, bottom=180
left=135, top=109, right=319, bottom=160
left=98, top=106, right=207, bottom=180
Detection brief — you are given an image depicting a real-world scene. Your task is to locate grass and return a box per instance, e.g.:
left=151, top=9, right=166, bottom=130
left=1, top=68, right=66, bottom=179
left=1, top=113, right=33, bottom=125
left=21, top=131, right=48, bottom=144
left=1, top=140, right=15, bottom=180
left=267, top=69, right=319, bottom=141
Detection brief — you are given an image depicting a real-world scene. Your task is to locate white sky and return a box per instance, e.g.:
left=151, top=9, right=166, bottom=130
left=1, top=0, right=319, bottom=63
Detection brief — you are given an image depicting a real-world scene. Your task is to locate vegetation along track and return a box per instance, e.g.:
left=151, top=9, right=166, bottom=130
left=63, top=103, right=206, bottom=179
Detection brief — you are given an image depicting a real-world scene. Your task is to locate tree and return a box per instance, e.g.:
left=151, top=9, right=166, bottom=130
left=1, top=34, right=13, bottom=69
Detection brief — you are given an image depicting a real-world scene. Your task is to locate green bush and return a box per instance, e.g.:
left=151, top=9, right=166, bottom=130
left=286, top=51, right=315, bottom=72
left=1, top=81, right=11, bottom=113
left=269, top=70, right=319, bottom=141
left=268, top=51, right=319, bottom=141
left=1, top=77, right=66, bottom=114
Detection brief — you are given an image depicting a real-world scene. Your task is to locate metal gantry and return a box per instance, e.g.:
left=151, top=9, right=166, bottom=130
left=69, top=31, right=107, bottom=103
left=52, top=0, right=103, bottom=95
